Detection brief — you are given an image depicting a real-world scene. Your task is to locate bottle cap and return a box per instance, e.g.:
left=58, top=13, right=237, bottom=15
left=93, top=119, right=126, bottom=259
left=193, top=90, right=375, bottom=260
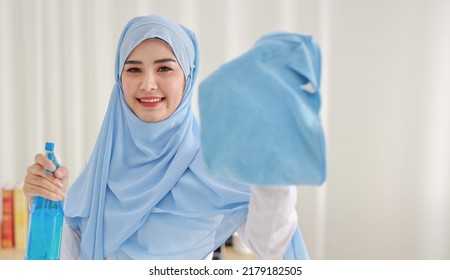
left=45, top=142, right=55, bottom=152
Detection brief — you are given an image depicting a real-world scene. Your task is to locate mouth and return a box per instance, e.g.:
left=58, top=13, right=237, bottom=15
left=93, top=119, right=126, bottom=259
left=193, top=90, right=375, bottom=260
left=137, top=97, right=165, bottom=106
left=138, top=97, right=164, bottom=103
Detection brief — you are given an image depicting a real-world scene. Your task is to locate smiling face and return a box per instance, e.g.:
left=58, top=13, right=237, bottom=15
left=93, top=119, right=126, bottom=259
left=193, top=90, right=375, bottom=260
left=121, top=38, right=186, bottom=123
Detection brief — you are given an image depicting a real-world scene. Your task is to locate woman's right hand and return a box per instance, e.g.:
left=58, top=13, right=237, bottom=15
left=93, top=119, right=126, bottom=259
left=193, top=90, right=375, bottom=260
left=23, top=153, right=69, bottom=206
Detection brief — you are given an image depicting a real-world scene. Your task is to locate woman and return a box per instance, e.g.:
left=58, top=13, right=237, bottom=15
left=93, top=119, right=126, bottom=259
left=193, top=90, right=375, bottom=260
left=23, top=15, right=307, bottom=260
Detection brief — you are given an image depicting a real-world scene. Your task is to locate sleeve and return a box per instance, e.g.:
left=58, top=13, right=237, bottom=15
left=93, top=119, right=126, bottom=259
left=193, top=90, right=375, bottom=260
left=60, top=221, right=81, bottom=260
left=237, top=185, right=309, bottom=260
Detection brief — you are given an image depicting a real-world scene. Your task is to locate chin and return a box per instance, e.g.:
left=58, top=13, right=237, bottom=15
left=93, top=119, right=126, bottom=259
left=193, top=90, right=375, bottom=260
left=138, top=114, right=166, bottom=123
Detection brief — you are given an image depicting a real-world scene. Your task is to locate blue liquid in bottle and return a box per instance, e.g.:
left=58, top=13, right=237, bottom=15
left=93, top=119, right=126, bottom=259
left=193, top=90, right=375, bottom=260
left=25, top=142, right=64, bottom=260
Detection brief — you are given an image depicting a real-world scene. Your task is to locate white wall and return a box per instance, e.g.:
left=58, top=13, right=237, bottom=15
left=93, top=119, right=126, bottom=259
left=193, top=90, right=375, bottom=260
left=321, top=0, right=450, bottom=259
left=1, top=0, right=449, bottom=259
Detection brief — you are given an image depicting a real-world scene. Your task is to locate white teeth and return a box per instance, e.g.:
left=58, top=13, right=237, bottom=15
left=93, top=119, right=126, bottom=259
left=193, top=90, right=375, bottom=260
left=140, top=98, right=162, bottom=103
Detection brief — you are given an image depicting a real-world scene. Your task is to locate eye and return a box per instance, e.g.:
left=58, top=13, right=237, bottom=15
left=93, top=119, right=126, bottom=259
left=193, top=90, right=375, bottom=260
left=158, top=66, right=172, bottom=72
left=127, top=67, right=142, bottom=73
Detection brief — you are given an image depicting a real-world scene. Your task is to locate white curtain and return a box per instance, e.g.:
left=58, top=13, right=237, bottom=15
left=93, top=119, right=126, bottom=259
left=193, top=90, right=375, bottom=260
left=323, top=0, right=450, bottom=259
left=1, top=0, right=449, bottom=259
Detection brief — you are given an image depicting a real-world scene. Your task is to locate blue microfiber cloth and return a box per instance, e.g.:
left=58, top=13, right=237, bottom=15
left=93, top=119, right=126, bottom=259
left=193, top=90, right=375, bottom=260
left=198, top=32, right=326, bottom=186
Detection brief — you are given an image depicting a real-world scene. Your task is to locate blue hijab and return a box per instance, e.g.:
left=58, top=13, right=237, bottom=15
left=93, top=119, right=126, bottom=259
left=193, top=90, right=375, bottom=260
left=64, top=15, right=251, bottom=259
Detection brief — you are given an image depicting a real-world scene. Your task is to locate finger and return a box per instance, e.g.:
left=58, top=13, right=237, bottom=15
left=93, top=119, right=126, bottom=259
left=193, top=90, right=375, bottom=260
left=27, top=163, right=64, bottom=189
left=25, top=169, right=66, bottom=197
left=24, top=171, right=66, bottom=200
left=34, top=153, right=57, bottom=173
left=35, top=153, right=68, bottom=191
left=53, top=166, right=69, bottom=192
left=53, top=165, right=69, bottom=180
left=25, top=182, right=64, bottom=202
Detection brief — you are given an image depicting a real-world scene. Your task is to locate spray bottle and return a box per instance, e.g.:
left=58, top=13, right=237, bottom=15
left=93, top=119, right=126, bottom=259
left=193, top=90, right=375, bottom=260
left=25, top=142, right=64, bottom=260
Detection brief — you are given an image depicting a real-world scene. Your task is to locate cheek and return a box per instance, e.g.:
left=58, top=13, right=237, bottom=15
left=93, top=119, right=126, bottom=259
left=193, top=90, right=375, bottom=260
left=163, top=80, right=184, bottom=104
left=121, top=79, right=135, bottom=100
left=174, top=84, right=185, bottom=103
left=173, top=77, right=186, bottom=103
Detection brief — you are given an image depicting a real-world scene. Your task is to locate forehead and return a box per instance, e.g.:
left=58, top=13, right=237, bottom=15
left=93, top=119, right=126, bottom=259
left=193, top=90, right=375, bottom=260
left=127, top=38, right=176, bottom=59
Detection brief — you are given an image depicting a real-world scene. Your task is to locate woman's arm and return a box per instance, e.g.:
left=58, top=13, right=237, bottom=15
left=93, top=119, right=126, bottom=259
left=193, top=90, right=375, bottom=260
left=237, top=185, right=300, bottom=259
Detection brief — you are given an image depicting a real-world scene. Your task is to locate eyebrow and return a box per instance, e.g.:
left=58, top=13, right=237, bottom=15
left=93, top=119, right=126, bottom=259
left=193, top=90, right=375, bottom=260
left=124, top=58, right=177, bottom=65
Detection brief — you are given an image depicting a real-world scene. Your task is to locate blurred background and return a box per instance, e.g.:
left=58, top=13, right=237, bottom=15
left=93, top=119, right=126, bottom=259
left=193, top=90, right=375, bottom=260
left=1, top=0, right=449, bottom=259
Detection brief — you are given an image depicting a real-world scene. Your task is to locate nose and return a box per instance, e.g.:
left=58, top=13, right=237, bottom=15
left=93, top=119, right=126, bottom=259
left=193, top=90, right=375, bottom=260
left=140, top=71, right=157, bottom=92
